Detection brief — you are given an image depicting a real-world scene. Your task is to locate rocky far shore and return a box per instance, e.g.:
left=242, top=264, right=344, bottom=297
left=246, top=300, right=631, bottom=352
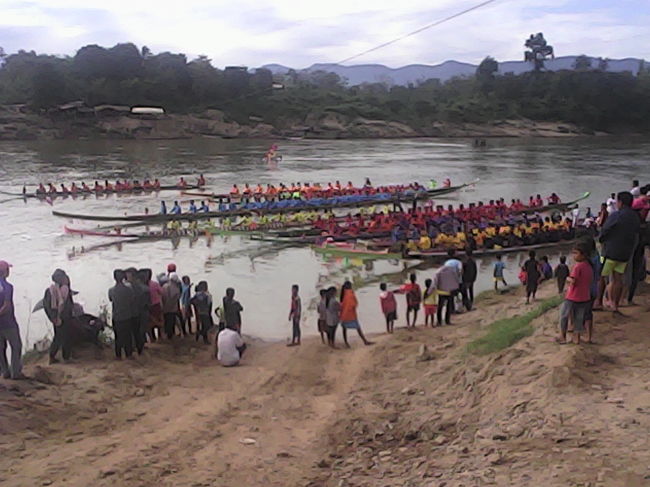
left=0, top=105, right=619, bottom=141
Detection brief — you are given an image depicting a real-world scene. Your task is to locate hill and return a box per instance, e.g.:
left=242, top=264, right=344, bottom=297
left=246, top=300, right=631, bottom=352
left=263, top=56, right=644, bottom=86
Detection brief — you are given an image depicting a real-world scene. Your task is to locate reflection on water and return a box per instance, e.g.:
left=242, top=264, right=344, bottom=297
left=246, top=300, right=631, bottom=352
left=1, top=137, right=648, bottom=346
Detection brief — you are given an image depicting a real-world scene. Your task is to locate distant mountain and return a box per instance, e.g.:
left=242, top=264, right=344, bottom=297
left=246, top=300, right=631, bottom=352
left=262, top=56, right=643, bottom=86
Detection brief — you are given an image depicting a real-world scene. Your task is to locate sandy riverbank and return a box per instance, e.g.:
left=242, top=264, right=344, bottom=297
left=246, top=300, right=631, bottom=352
left=1, top=282, right=649, bottom=486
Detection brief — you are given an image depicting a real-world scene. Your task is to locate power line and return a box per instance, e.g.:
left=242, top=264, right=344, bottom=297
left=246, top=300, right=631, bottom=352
left=338, top=0, right=499, bottom=65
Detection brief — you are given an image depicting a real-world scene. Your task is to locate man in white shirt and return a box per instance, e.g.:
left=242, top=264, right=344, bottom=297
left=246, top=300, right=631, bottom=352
left=606, top=193, right=617, bottom=215
left=443, top=249, right=463, bottom=279
left=571, top=206, right=581, bottom=227
left=631, top=179, right=641, bottom=198
left=216, top=324, right=246, bottom=367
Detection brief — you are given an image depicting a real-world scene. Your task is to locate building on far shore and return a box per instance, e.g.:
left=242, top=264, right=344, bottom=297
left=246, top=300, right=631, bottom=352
left=130, top=106, right=166, bottom=118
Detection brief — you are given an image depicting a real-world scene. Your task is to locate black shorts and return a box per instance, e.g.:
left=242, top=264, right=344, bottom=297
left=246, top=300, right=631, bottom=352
left=407, top=304, right=420, bottom=312
left=384, top=311, right=397, bottom=321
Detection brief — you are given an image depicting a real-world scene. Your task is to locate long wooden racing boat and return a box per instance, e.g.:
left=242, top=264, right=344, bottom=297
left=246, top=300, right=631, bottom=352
left=182, top=179, right=479, bottom=201
left=311, top=244, right=403, bottom=260
left=513, top=192, right=590, bottom=215
left=405, top=239, right=577, bottom=260
left=50, top=180, right=479, bottom=223
left=1, top=183, right=204, bottom=199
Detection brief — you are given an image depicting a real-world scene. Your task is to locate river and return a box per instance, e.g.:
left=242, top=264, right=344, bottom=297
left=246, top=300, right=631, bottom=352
left=0, top=137, right=647, bottom=347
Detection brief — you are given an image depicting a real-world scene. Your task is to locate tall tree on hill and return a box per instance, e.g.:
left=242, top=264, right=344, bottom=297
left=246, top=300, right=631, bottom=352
left=476, top=56, right=498, bottom=91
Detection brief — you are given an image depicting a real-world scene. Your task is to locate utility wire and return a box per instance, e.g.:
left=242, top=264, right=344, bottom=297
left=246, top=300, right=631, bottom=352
left=338, top=0, right=499, bottom=64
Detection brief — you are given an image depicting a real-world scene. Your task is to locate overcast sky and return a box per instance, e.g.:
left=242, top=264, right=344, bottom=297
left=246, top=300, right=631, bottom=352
left=1, top=0, right=648, bottom=68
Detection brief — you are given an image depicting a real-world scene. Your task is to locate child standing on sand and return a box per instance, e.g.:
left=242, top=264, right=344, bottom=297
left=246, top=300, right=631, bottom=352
left=423, top=278, right=437, bottom=327
left=379, top=283, right=397, bottom=334
left=317, top=289, right=328, bottom=344
left=493, top=254, right=507, bottom=291
left=555, top=256, right=570, bottom=294
left=288, top=284, right=301, bottom=347
left=557, top=242, right=594, bottom=345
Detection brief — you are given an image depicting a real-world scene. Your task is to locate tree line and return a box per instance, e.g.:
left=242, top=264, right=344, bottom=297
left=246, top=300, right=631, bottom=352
left=1, top=43, right=649, bottom=132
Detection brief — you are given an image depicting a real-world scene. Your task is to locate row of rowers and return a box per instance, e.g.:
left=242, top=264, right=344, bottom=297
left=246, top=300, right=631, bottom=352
left=222, top=202, right=573, bottom=237
left=227, top=179, right=429, bottom=198
left=215, top=195, right=568, bottom=229
left=403, top=217, right=576, bottom=251
left=33, top=176, right=206, bottom=195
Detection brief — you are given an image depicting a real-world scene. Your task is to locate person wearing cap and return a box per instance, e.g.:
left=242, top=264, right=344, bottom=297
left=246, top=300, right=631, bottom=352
left=0, top=260, right=25, bottom=380
left=43, top=268, right=74, bottom=364
left=162, top=273, right=181, bottom=339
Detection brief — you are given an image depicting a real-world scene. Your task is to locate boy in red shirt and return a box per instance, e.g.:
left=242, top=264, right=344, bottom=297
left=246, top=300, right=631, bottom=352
left=557, top=242, right=594, bottom=345
left=396, top=273, right=421, bottom=328
left=379, top=283, right=397, bottom=334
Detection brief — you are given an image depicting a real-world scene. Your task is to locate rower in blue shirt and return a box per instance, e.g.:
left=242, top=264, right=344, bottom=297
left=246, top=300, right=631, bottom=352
left=171, top=201, right=182, bottom=215
left=200, top=200, right=210, bottom=212
left=188, top=200, right=198, bottom=213
left=160, top=201, right=167, bottom=215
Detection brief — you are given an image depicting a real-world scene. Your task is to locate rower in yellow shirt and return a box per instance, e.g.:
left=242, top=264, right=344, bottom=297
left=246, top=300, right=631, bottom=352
left=418, top=232, right=432, bottom=250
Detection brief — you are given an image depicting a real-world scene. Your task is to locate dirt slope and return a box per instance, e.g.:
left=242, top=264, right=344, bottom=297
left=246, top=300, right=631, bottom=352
left=0, top=282, right=648, bottom=487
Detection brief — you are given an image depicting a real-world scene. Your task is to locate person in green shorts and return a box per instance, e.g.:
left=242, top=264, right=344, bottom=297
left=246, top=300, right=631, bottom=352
left=598, top=192, right=641, bottom=315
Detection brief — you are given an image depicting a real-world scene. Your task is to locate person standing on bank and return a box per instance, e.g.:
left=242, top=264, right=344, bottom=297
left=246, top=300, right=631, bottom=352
left=109, top=269, right=136, bottom=359
left=162, top=273, right=182, bottom=339
left=287, top=284, right=302, bottom=347
left=598, top=191, right=641, bottom=315
left=0, top=260, right=25, bottom=380
left=461, top=249, right=478, bottom=311
left=223, top=288, right=244, bottom=334
left=44, top=269, right=74, bottom=364
left=339, top=281, right=373, bottom=347
left=126, top=268, right=147, bottom=355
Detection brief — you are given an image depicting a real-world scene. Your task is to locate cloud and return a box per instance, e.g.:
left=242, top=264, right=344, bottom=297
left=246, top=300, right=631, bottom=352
left=0, top=0, right=648, bottom=67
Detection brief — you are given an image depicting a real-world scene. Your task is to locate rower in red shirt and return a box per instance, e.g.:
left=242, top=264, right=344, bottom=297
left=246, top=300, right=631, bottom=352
left=528, top=196, right=535, bottom=208
left=48, top=183, right=57, bottom=194
left=104, top=180, right=113, bottom=192
left=153, top=179, right=161, bottom=190
left=334, top=180, right=342, bottom=191
left=143, top=179, right=153, bottom=190
left=230, top=184, right=240, bottom=196
left=60, top=183, right=69, bottom=195
left=242, top=184, right=252, bottom=196
left=122, top=180, right=132, bottom=191
left=81, top=182, right=91, bottom=192
left=94, top=180, right=104, bottom=192
left=37, top=183, right=47, bottom=194
left=178, top=177, right=187, bottom=188
left=548, top=193, right=561, bottom=204
left=534, top=194, right=544, bottom=207
left=197, top=174, right=206, bottom=186
left=254, top=184, right=264, bottom=195
left=70, top=182, right=79, bottom=194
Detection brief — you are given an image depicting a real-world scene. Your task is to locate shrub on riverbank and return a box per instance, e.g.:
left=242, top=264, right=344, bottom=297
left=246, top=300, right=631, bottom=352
left=467, top=295, right=563, bottom=355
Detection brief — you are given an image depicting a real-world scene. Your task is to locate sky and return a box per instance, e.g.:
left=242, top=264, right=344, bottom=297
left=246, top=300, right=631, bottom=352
left=1, top=0, right=649, bottom=68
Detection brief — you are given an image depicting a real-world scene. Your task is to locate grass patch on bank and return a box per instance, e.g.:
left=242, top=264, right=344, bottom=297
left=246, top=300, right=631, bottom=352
left=467, top=295, right=563, bottom=355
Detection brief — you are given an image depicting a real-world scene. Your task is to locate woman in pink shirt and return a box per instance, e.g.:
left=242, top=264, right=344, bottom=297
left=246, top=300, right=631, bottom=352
left=557, top=243, right=594, bottom=345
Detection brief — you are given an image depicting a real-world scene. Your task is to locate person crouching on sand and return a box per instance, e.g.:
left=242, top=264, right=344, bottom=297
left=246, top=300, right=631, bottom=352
left=340, top=281, right=373, bottom=348
left=216, top=322, right=246, bottom=367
